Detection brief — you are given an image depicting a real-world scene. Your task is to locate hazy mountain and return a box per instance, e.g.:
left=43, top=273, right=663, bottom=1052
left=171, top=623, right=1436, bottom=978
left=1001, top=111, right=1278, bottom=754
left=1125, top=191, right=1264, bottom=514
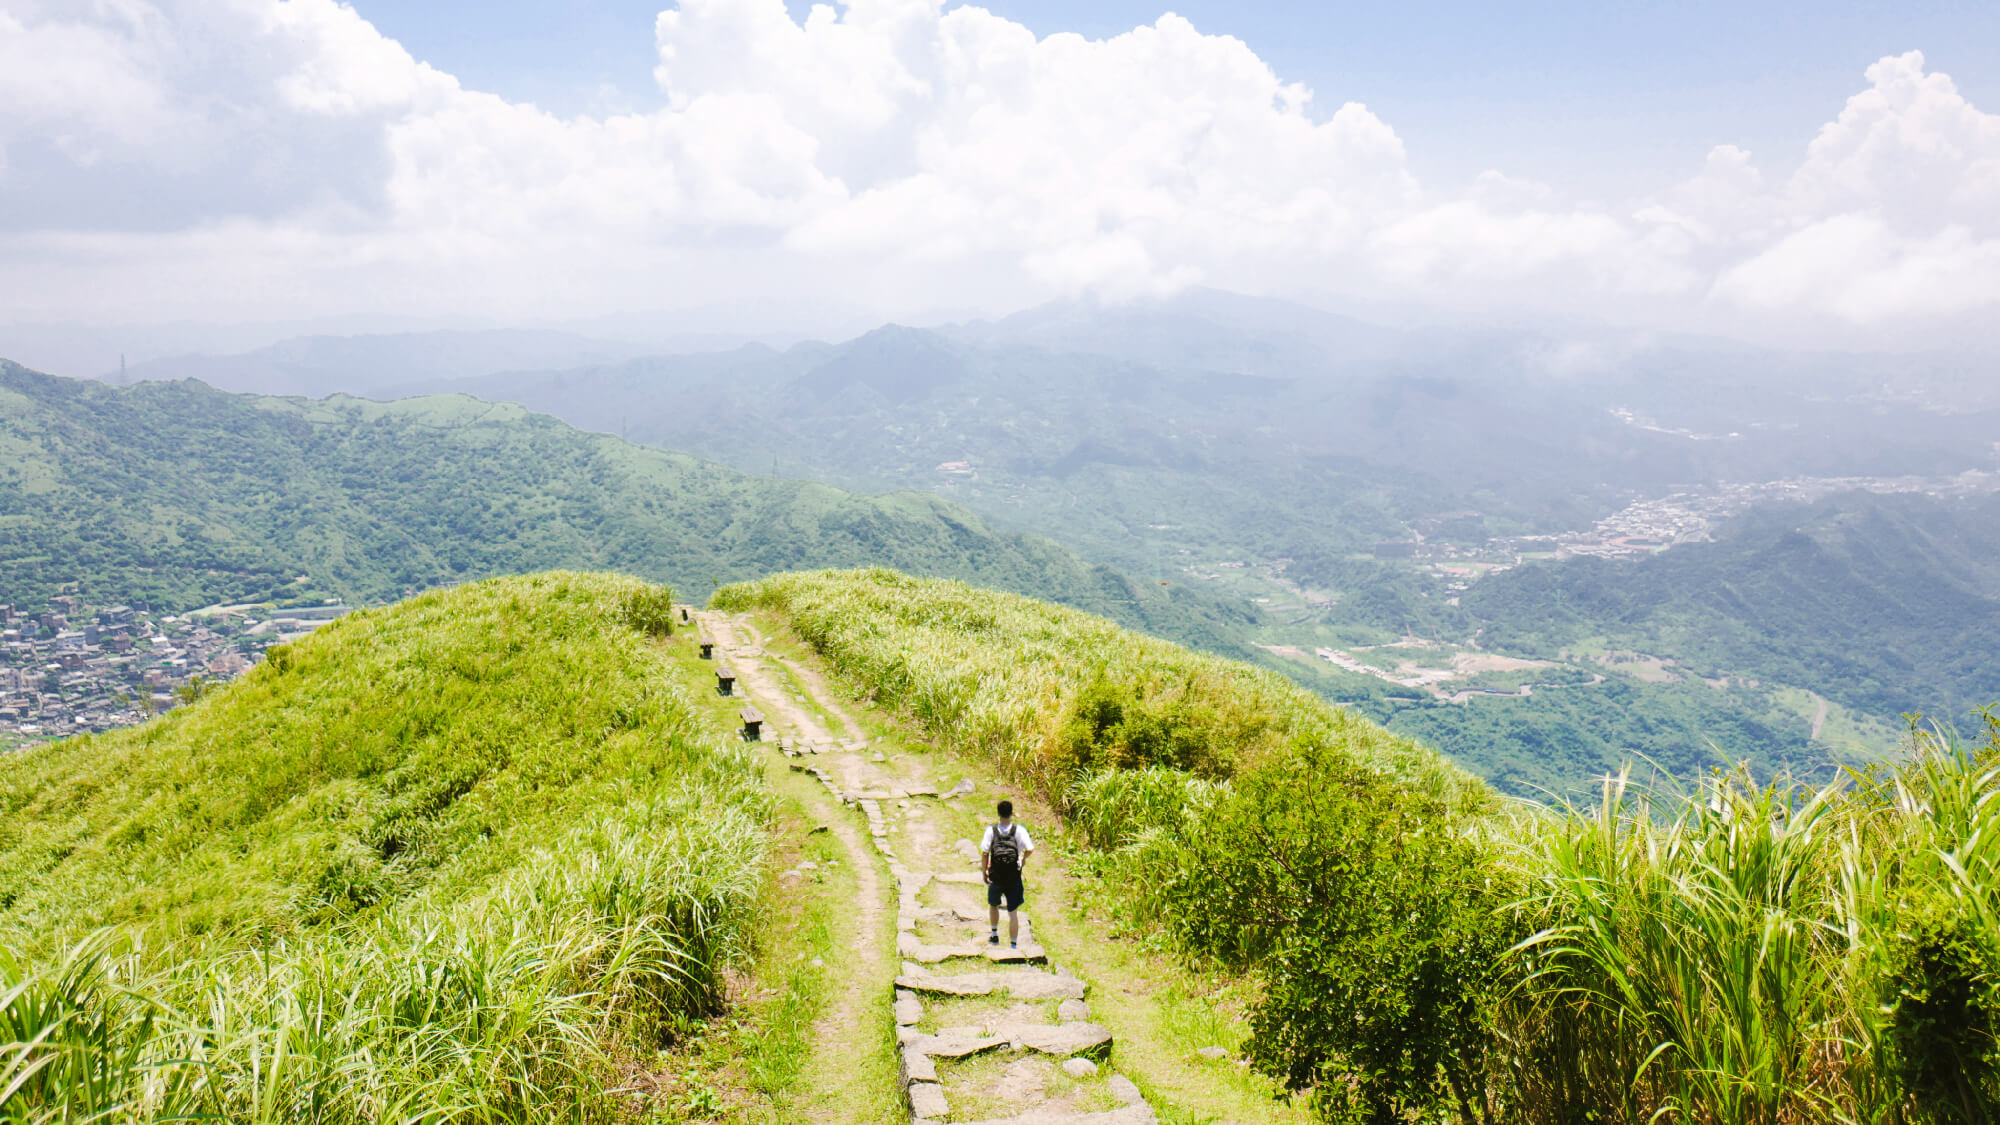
left=106, top=329, right=653, bottom=397
left=940, top=289, right=1410, bottom=376
left=0, top=360, right=1247, bottom=649
left=424, top=309, right=2000, bottom=582
left=1463, top=490, right=2000, bottom=720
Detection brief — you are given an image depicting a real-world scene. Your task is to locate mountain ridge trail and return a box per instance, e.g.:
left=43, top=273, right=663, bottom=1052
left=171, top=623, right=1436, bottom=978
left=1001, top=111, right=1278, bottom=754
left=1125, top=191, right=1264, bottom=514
left=700, top=610, right=1158, bottom=1124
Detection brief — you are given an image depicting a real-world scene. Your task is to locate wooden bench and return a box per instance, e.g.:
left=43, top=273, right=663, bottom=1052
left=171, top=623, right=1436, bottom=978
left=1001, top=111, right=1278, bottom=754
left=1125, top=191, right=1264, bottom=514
left=698, top=638, right=714, bottom=659
left=714, top=665, right=736, bottom=696
left=740, top=706, right=764, bottom=741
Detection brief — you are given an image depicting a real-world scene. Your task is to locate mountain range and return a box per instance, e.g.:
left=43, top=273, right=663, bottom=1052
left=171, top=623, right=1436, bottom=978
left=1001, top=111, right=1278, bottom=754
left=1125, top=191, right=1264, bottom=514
left=11, top=289, right=1999, bottom=792
left=0, top=360, right=1241, bottom=648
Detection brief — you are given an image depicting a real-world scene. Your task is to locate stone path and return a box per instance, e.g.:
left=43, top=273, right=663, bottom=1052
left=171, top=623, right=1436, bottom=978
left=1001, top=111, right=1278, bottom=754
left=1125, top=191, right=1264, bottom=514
left=699, top=611, right=1158, bottom=1125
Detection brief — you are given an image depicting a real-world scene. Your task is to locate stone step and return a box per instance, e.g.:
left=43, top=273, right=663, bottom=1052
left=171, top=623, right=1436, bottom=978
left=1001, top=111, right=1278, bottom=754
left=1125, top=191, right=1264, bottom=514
left=897, top=933, right=1048, bottom=964
left=895, top=967, right=1086, bottom=1000
left=911, top=1021, right=1110, bottom=1060
left=946, top=1108, right=1156, bottom=1125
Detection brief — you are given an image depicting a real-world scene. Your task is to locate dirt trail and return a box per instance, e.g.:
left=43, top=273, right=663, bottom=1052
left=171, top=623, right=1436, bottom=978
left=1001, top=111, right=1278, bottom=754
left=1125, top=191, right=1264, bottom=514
left=1811, top=692, right=1830, bottom=741
left=699, top=612, right=889, bottom=1122
left=703, top=611, right=1155, bottom=1125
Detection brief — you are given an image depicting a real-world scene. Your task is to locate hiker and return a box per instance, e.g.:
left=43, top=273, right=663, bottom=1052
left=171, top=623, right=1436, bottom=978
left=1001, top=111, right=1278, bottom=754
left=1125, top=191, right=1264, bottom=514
left=981, top=799, right=1035, bottom=948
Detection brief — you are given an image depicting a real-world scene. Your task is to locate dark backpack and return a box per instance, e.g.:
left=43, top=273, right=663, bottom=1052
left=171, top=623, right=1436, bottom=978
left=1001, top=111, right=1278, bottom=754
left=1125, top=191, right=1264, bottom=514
left=989, top=823, right=1021, bottom=873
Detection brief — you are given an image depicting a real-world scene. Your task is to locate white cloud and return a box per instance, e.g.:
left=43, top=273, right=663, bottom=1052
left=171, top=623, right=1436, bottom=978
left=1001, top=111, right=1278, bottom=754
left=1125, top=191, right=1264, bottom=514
left=1713, top=214, right=2000, bottom=323
left=0, top=3, right=1998, bottom=342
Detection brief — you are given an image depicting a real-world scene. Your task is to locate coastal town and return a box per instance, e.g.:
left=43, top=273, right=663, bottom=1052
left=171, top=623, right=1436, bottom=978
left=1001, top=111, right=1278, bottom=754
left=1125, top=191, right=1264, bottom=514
left=0, top=595, right=349, bottom=746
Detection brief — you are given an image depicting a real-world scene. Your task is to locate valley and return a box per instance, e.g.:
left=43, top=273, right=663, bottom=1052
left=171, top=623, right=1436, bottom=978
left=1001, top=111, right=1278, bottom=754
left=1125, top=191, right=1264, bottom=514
left=16, top=297, right=1997, bottom=794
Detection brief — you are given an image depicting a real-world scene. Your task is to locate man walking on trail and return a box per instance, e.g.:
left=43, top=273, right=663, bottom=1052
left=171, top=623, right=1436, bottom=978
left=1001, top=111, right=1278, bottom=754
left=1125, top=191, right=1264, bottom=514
left=981, top=799, right=1034, bottom=948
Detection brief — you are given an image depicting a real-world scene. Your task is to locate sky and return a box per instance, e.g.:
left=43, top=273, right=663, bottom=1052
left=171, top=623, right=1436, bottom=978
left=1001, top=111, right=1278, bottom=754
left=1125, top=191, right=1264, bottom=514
left=3, top=0, right=2000, bottom=364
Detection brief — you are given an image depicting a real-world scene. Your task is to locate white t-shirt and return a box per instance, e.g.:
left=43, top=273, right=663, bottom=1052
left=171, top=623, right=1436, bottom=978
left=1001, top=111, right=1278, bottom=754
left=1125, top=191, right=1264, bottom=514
left=979, top=822, right=1034, bottom=858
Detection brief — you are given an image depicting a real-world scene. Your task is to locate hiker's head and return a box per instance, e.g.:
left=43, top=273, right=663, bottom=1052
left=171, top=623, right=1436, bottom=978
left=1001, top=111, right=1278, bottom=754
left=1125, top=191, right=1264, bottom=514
left=997, top=799, right=1013, bottom=821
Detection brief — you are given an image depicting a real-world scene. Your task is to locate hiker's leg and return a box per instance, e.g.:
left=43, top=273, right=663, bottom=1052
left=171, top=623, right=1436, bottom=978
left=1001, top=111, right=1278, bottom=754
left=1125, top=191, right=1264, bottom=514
left=989, top=902, right=999, bottom=929
left=1007, top=908, right=1019, bottom=942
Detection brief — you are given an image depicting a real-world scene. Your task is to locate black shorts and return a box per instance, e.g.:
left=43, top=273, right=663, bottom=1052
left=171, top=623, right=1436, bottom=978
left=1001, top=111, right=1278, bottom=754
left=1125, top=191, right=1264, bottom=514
left=987, top=868, right=1025, bottom=911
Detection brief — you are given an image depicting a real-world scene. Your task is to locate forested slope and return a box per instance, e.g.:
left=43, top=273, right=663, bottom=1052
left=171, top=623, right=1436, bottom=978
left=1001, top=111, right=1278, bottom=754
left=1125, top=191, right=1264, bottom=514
left=0, top=360, right=1242, bottom=647
left=1465, top=491, right=2000, bottom=718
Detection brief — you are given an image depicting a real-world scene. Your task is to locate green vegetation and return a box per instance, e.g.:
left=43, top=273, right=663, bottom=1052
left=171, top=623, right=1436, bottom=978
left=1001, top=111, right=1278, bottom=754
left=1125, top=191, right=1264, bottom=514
left=1374, top=677, right=1829, bottom=798
left=0, top=572, right=768, bottom=1121
left=725, top=568, right=2000, bottom=1124
left=0, top=360, right=1241, bottom=650
left=712, top=567, right=1483, bottom=811
left=1464, top=492, right=2000, bottom=719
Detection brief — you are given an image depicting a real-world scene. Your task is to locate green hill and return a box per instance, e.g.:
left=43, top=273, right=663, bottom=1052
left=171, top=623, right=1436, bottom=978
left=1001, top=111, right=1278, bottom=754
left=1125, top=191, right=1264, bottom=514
left=0, top=572, right=764, bottom=1120
left=712, top=566, right=1482, bottom=809
left=722, top=568, right=2000, bottom=1125
left=1463, top=490, right=2000, bottom=719
left=0, top=360, right=1242, bottom=648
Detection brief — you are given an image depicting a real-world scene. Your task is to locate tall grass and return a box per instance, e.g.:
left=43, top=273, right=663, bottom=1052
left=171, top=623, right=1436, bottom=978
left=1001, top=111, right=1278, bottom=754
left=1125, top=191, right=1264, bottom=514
left=724, top=567, right=2000, bottom=1124
left=713, top=567, right=1486, bottom=814
left=0, top=573, right=768, bottom=1122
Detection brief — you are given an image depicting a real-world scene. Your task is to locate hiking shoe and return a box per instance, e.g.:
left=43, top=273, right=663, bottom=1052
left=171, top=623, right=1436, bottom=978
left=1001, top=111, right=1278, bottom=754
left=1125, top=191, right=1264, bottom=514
left=988, top=932, right=999, bottom=945
left=1009, top=940, right=1018, bottom=949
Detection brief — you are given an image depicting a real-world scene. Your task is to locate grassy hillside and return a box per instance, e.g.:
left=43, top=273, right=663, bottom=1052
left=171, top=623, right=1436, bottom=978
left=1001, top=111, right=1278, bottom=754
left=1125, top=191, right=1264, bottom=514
left=0, top=572, right=766, bottom=1121
left=0, top=360, right=1244, bottom=650
left=723, top=569, right=2000, bottom=1124
left=712, top=567, right=1485, bottom=811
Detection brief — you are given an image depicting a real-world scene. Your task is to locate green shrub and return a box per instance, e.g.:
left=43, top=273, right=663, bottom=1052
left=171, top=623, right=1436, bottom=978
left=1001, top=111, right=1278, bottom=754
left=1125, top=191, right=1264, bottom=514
left=1165, top=740, right=1515, bottom=1123
left=622, top=582, right=679, bottom=637
left=1882, top=901, right=2000, bottom=1123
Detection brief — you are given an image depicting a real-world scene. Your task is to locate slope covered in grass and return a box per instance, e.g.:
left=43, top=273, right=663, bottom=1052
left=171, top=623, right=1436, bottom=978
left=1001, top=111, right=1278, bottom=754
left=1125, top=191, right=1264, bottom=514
left=713, top=567, right=1484, bottom=809
left=0, top=572, right=767, bottom=1121
left=721, top=569, right=2000, bottom=1124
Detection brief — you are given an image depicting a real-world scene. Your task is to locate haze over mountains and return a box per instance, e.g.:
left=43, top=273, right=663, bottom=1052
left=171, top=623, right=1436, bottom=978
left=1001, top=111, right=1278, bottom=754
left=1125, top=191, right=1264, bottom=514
left=0, top=359, right=1239, bottom=648
left=20, top=288, right=1997, bottom=794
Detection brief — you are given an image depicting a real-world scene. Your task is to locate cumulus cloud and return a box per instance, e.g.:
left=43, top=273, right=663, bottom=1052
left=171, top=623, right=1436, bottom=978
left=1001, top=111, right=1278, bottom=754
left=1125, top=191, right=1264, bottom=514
left=0, top=1, right=1997, bottom=340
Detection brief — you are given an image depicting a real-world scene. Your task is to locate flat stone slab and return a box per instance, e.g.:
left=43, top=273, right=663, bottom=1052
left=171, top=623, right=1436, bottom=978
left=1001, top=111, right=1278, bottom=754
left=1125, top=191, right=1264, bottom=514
left=1107, top=1074, right=1144, bottom=1105
left=895, top=995, right=924, bottom=1025
left=1057, top=999, right=1091, bottom=1021
left=985, top=944, right=1047, bottom=964
left=902, top=936, right=986, bottom=962
left=933, top=872, right=986, bottom=885
left=1010, top=1022, right=1112, bottom=1058
left=909, top=1033, right=1009, bottom=1059
left=955, top=1108, right=1156, bottom=1125
left=895, top=970, right=1086, bottom=1001
left=899, top=935, right=1048, bottom=964
left=900, top=1045, right=938, bottom=1084
left=908, top=1080, right=949, bottom=1119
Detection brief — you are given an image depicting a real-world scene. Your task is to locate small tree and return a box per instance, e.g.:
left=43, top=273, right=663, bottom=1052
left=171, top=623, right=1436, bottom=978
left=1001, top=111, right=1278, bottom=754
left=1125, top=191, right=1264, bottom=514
left=1168, top=738, right=1516, bottom=1124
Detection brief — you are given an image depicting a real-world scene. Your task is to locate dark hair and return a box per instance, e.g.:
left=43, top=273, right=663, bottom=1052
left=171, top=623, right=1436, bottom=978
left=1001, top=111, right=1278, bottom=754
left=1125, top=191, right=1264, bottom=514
left=997, top=799, right=1014, bottom=819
